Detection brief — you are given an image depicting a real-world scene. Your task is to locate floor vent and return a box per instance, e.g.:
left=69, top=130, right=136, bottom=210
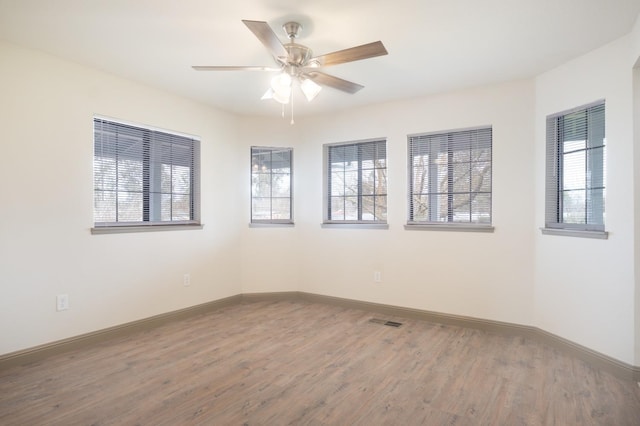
left=369, top=318, right=402, bottom=327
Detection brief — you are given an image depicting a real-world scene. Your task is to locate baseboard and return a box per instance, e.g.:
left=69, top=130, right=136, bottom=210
left=295, top=292, right=640, bottom=382
left=0, top=295, right=241, bottom=370
left=298, top=292, right=538, bottom=337
left=241, top=291, right=300, bottom=303
left=3, top=291, right=639, bottom=382
left=533, top=327, right=640, bottom=382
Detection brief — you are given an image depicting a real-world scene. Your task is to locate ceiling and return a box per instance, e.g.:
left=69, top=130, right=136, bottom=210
left=1, top=0, right=639, bottom=118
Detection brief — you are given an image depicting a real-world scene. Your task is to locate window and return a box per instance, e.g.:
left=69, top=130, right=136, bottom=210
left=408, top=127, right=492, bottom=226
left=251, top=147, right=293, bottom=224
left=93, top=117, right=200, bottom=228
left=545, top=101, right=605, bottom=234
left=324, top=139, right=387, bottom=223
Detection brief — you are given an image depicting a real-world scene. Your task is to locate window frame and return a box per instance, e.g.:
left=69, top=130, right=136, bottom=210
left=92, top=116, right=201, bottom=234
left=323, top=138, right=388, bottom=227
left=543, top=100, right=607, bottom=238
left=250, top=146, right=294, bottom=226
left=405, top=126, right=494, bottom=232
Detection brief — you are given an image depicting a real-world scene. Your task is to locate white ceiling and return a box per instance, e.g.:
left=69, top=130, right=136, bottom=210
left=1, top=0, right=639, bottom=118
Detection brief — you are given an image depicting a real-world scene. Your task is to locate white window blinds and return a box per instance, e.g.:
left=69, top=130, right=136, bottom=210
left=408, top=127, right=492, bottom=224
left=545, top=101, right=605, bottom=231
left=93, top=118, right=200, bottom=227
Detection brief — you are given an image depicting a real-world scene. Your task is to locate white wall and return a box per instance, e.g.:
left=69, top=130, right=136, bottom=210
left=631, top=15, right=640, bottom=366
left=534, top=33, right=637, bottom=365
left=0, top=42, right=244, bottom=355
left=239, top=80, right=537, bottom=326
left=634, top=65, right=640, bottom=366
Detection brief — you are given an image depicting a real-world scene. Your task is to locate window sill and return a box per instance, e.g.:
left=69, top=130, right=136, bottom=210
left=322, top=222, right=389, bottom=229
left=540, top=227, right=608, bottom=239
left=249, top=222, right=295, bottom=228
left=91, top=224, right=204, bottom=235
left=404, top=223, right=494, bottom=233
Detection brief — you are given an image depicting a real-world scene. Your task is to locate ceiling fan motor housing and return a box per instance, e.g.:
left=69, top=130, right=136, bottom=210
left=283, top=21, right=302, bottom=39
left=281, top=22, right=313, bottom=76
left=284, top=44, right=312, bottom=68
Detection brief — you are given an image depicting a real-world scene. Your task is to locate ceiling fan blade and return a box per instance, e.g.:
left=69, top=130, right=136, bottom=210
left=192, top=65, right=280, bottom=71
left=309, top=41, right=388, bottom=67
left=242, top=20, right=289, bottom=60
left=305, top=71, right=364, bottom=94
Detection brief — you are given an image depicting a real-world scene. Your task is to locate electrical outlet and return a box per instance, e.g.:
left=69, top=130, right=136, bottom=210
left=56, top=294, right=69, bottom=311
left=373, top=271, right=382, bottom=283
left=183, top=273, right=191, bottom=286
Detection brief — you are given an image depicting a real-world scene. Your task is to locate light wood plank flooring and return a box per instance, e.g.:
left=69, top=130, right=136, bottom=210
left=1, top=300, right=639, bottom=425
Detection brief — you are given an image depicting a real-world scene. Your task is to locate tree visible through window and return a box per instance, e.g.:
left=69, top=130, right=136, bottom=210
left=408, top=127, right=492, bottom=225
left=251, top=147, right=293, bottom=223
left=545, top=101, right=605, bottom=232
left=93, top=118, right=200, bottom=227
left=325, top=139, right=387, bottom=223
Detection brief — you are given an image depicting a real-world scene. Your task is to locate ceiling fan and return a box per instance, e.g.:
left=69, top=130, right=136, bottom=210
left=193, top=20, right=388, bottom=105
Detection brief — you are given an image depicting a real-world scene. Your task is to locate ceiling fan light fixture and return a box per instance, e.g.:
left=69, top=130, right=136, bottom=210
left=261, top=88, right=274, bottom=100
left=261, top=84, right=290, bottom=104
left=300, top=78, right=322, bottom=102
left=272, top=89, right=290, bottom=104
left=266, top=72, right=291, bottom=104
left=271, top=72, right=291, bottom=92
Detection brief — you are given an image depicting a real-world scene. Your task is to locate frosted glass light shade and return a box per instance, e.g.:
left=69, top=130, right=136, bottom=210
left=300, top=78, right=322, bottom=102
left=270, top=73, right=292, bottom=104
left=261, top=87, right=290, bottom=104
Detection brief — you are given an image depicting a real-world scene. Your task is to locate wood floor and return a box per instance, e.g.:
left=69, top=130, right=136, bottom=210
left=1, top=300, right=639, bottom=425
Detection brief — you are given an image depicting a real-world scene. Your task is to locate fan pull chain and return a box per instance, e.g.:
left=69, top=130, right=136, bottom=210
left=281, top=102, right=285, bottom=118
left=290, top=90, right=295, bottom=125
